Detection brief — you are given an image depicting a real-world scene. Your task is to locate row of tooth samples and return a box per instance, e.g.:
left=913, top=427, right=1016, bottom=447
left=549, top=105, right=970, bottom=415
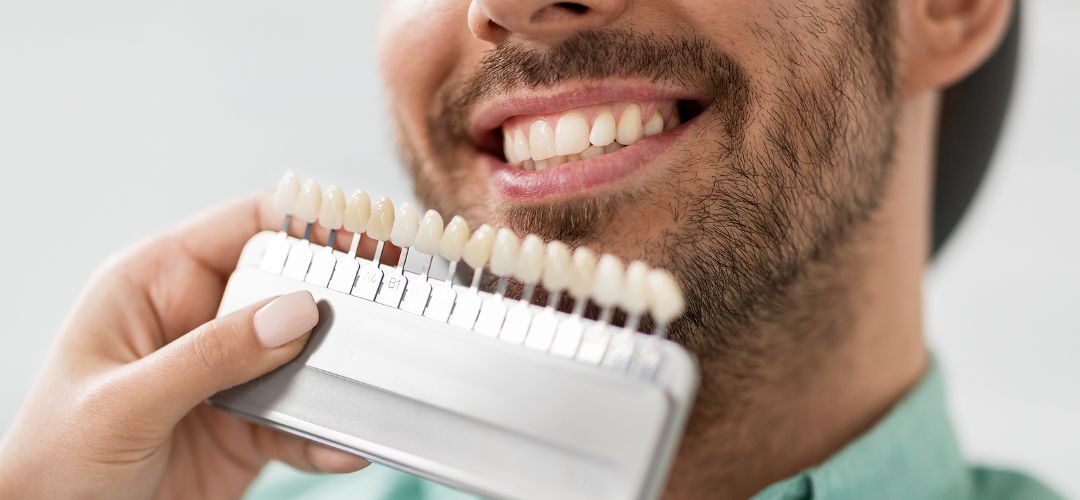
left=501, top=101, right=680, bottom=170
left=268, top=172, right=685, bottom=362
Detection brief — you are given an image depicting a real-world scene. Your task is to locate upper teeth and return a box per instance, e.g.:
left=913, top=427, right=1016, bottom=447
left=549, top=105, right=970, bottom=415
left=501, top=101, right=679, bottom=170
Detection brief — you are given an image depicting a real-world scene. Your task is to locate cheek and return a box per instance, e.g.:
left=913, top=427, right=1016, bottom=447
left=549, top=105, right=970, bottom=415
left=377, top=2, right=468, bottom=143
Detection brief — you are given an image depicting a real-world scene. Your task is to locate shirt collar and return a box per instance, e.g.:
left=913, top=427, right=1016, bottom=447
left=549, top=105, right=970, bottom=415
left=752, top=357, right=973, bottom=499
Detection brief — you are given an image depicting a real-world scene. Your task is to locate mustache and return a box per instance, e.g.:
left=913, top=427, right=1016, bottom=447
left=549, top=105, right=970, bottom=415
left=433, top=28, right=753, bottom=143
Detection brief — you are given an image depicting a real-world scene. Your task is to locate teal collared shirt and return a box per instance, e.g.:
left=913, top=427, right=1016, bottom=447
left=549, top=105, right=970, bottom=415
left=245, top=360, right=1061, bottom=500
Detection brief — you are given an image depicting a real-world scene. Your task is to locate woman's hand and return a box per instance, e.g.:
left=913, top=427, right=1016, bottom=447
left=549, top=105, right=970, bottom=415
left=0, top=196, right=370, bottom=500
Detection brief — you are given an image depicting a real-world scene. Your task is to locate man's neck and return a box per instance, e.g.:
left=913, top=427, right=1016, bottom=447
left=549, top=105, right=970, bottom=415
left=664, top=92, right=939, bottom=499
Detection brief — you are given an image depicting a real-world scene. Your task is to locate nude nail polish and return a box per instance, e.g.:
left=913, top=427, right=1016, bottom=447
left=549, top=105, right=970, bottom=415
left=253, top=291, right=319, bottom=347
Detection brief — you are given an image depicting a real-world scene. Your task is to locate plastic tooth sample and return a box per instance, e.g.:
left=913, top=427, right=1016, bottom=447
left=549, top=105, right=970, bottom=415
left=327, top=188, right=370, bottom=293
left=380, top=202, right=419, bottom=310
left=475, top=228, right=520, bottom=337
left=280, top=178, right=321, bottom=279
left=366, top=196, right=395, bottom=264
left=448, top=224, right=495, bottom=329
left=318, top=185, right=346, bottom=246
left=343, top=189, right=372, bottom=257
left=319, top=185, right=346, bottom=229
left=409, top=208, right=445, bottom=286
left=349, top=196, right=395, bottom=300
left=325, top=190, right=369, bottom=293
left=600, top=259, right=647, bottom=370
left=403, top=209, right=444, bottom=309
left=389, top=202, right=420, bottom=268
left=300, top=184, right=348, bottom=287
left=646, top=269, right=685, bottom=338
left=576, top=253, right=624, bottom=364
left=272, top=171, right=301, bottom=231
left=549, top=247, right=598, bottom=359
left=438, top=216, right=469, bottom=282
left=260, top=172, right=301, bottom=273
left=592, top=254, right=626, bottom=323
left=367, top=196, right=395, bottom=242
left=295, top=178, right=323, bottom=239
left=390, top=202, right=419, bottom=247
left=414, top=210, right=445, bottom=257
left=514, top=234, right=545, bottom=302
left=489, top=228, right=521, bottom=296
left=263, top=175, right=689, bottom=341
left=302, top=183, right=347, bottom=285
left=567, top=247, right=597, bottom=315
left=620, top=260, right=650, bottom=331
left=423, top=214, right=465, bottom=322
left=541, top=241, right=572, bottom=305
left=499, top=233, right=546, bottom=343
left=523, top=240, right=572, bottom=351
left=462, top=224, right=496, bottom=289
left=439, top=216, right=469, bottom=261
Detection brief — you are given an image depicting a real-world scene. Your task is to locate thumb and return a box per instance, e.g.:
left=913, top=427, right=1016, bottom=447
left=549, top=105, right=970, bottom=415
left=125, top=290, right=319, bottom=426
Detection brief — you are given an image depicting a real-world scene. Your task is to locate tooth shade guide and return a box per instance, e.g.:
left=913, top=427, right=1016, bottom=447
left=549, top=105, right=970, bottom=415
left=365, top=196, right=395, bottom=242
left=256, top=188, right=707, bottom=442
left=224, top=229, right=699, bottom=500
left=264, top=175, right=689, bottom=339
left=259, top=227, right=688, bottom=375
left=273, top=171, right=301, bottom=234
left=273, top=171, right=301, bottom=212
left=263, top=174, right=693, bottom=357
left=294, top=179, right=323, bottom=243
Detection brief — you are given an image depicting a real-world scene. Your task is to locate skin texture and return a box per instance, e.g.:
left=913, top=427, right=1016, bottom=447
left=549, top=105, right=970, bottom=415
left=380, top=0, right=1013, bottom=497
left=0, top=0, right=1013, bottom=499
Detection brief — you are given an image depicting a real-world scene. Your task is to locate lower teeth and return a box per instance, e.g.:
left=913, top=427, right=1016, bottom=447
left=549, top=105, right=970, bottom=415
left=520, top=143, right=627, bottom=171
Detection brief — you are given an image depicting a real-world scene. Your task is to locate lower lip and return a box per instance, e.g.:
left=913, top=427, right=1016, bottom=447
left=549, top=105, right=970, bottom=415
left=487, top=124, right=688, bottom=201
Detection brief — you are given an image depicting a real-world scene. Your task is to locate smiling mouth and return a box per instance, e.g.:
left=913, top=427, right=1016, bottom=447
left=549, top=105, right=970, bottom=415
left=493, top=98, right=705, bottom=169
left=480, top=98, right=707, bottom=167
left=471, top=88, right=709, bottom=199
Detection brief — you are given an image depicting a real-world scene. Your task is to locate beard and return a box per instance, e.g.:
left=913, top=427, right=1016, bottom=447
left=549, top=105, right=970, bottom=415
left=398, top=3, right=898, bottom=417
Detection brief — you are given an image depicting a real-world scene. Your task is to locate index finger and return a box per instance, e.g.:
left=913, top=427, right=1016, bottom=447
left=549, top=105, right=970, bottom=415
left=167, top=193, right=282, bottom=278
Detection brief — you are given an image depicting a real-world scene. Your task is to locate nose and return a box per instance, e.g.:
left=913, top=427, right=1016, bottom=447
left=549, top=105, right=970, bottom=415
left=468, top=0, right=627, bottom=44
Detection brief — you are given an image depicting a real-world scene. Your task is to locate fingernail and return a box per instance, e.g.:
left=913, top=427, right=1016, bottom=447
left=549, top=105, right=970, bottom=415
left=253, top=291, right=319, bottom=348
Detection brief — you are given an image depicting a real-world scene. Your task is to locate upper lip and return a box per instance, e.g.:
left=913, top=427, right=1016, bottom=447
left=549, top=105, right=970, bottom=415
left=467, top=80, right=708, bottom=150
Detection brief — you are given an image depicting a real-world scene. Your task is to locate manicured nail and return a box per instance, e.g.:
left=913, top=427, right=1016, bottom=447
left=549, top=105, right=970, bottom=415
left=253, top=291, right=319, bottom=347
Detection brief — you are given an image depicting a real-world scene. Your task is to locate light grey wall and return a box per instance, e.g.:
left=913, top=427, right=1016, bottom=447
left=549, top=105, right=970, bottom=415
left=925, top=2, right=1080, bottom=493
left=1, top=1, right=1076, bottom=496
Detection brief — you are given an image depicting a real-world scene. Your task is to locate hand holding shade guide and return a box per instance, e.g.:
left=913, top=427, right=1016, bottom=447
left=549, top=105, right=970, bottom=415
left=211, top=172, right=700, bottom=500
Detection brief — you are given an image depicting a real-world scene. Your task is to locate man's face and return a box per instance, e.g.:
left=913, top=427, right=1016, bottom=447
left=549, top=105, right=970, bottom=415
left=378, top=1, right=896, bottom=360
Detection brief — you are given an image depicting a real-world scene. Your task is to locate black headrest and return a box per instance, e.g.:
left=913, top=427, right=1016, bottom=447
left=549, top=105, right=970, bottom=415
left=932, top=4, right=1021, bottom=254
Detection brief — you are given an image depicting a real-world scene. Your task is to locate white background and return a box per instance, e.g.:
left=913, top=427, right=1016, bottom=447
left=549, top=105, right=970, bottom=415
left=1, top=1, right=1076, bottom=496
